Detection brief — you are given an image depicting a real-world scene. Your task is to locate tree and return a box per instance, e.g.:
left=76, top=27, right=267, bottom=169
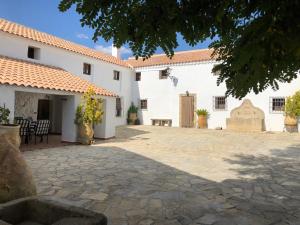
left=59, top=0, right=300, bottom=98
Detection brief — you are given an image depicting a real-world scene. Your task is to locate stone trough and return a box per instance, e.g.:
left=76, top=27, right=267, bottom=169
left=0, top=197, right=107, bottom=225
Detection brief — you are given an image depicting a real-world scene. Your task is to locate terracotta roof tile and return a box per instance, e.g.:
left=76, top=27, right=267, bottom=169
left=0, top=18, right=130, bottom=68
left=126, top=49, right=215, bottom=68
left=0, top=55, right=117, bottom=97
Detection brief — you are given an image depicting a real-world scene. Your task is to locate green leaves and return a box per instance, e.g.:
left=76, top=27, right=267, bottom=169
left=285, top=91, right=300, bottom=117
left=59, top=0, right=300, bottom=98
left=0, top=105, right=10, bottom=124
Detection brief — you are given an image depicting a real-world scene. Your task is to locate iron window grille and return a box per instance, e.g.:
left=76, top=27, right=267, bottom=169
left=136, top=72, right=141, bottom=81
left=270, top=97, right=285, bottom=113
left=83, top=63, right=91, bottom=75
left=140, top=99, right=148, bottom=110
left=159, top=69, right=168, bottom=79
left=213, top=96, right=227, bottom=111
left=116, top=97, right=122, bottom=117
left=114, top=70, right=120, bottom=80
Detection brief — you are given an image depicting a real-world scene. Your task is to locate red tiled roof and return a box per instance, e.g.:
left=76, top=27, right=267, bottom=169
left=126, top=49, right=215, bottom=68
left=0, top=55, right=117, bottom=97
left=0, top=18, right=130, bottom=68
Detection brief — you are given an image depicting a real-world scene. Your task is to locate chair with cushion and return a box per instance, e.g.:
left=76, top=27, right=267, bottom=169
left=34, top=120, right=50, bottom=144
left=15, top=119, right=30, bottom=144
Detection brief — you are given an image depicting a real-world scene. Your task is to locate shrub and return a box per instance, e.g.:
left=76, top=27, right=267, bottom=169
left=74, top=87, right=104, bottom=125
left=0, top=105, right=10, bottom=124
left=127, top=102, right=138, bottom=117
left=285, top=91, right=300, bottom=117
left=195, top=109, right=210, bottom=117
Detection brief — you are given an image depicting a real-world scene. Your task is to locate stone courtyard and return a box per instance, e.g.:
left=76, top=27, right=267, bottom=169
left=24, top=126, right=300, bottom=225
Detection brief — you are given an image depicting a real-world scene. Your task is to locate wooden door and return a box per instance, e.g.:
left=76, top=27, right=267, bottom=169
left=37, top=99, right=50, bottom=120
left=180, top=96, right=195, bottom=128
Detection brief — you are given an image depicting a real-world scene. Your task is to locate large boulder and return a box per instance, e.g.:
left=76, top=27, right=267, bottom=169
left=0, top=124, right=36, bottom=203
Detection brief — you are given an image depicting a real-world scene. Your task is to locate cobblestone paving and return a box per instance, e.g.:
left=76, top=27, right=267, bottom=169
left=24, top=126, right=300, bottom=225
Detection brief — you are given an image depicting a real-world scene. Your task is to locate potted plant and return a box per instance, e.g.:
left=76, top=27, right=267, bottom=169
left=196, top=109, right=209, bottom=129
left=0, top=105, right=20, bottom=140
left=74, top=87, right=104, bottom=145
left=284, top=91, right=300, bottom=132
left=127, top=103, right=138, bottom=125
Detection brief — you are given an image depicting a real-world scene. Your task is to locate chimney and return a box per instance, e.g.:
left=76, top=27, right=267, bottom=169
left=112, top=44, right=121, bottom=59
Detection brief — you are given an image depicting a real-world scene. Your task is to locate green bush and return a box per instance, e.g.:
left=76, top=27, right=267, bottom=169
left=0, top=105, right=10, bottom=124
left=285, top=91, right=300, bottom=117
left=74, top=87, right=104, bottom=125
left=127, top=102, right=138, bottom=117
left=195, top=109, right=210, bottom=117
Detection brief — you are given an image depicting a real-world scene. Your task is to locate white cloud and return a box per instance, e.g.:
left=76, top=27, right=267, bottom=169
left=95, top=44, right=132, bottom=57
left=76, top=33, right=89, bottom=39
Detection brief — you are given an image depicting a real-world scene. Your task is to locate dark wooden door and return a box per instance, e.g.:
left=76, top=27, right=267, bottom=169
left=37, top=99, right=50, bottom=120
left=180, top=96, right=194, bottom=128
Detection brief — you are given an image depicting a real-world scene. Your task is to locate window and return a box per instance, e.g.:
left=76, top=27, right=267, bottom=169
left=213, top=96, right=227, bottom=110
left=270, top=97, right=285, bottom=113
left=116, top=97, right=122, bottom=117
left=140, top=99, right=148, bottom=110
left=114, top=70, right=120, bottom=80
left=136, top=72, right=141, bottom=81
left=159, top=69, right=168, bottom=79
left=83, top=63, right=91, bottom=75
left=27, top=46, right=40, bottom=59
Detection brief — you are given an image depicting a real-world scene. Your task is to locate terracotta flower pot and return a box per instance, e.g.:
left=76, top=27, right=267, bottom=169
left=0, top=124, right=37, bottom=203
left=284, top=116, right=298, bottom=133
left=77, top=123, right=94, bottom=145
left=129, top=113, right=137, bottom=125
left=198, top=115, right=208, bottom=129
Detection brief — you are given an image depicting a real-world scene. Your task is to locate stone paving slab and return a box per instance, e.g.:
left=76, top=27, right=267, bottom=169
left=24, top=126, right=300, bottom=225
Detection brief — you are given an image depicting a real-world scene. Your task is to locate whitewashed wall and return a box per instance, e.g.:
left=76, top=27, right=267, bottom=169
left=0, top=31, right=134, bottom=127
left=133, top=62, right=300, bottom=131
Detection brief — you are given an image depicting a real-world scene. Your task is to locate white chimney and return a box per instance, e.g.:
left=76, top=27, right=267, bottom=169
left=112, top=44, right=121, bottom=59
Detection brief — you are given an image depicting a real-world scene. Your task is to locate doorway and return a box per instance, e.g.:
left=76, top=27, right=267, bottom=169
left=180, top=95, right=195, bottom=128
left=37, top=99, right=50, bottom=120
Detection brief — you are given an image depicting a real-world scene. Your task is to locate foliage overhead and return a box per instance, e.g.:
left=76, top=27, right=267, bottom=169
left=59, top=0, right=300, bottom=98
left=285, top=91, right=300, bottom=117
left=0, top=105, right=10, bottom=124
left=74, top=87, right=104, bottom=125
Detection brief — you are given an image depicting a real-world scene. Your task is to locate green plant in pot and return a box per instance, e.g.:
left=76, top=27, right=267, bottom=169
left=284, top=91, right=300, bottom=132
left=75, top=87, right=104, bottom=145
left=195, top=109, right=209, bottom=129
left=127, top=102, right=138, bottom=125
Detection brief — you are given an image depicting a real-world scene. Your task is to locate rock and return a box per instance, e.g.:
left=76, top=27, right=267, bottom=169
left=0, top=125, right=36, bottom=203
left=138, top=218, right=155, bottom=225
left=196, top=214, right=218, bottom=225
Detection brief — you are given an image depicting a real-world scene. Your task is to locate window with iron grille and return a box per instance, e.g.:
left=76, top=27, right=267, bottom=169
left=159, top=70, right=168, bottom=79
left=270, top=97, right=285, bottom=113
left=213, top=96, right=227, bottom=110
left=114, top=70, right=120, bottom=80
left=140, top=99, right=148, bottom=110
left=83, top=63, right=91, bottom=75
left=136, top=72, right=141, bottom=81
left=116, top=97, right=122, bottom=117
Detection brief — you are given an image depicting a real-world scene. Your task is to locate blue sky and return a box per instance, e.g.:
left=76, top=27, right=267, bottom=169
left=0, top=0, right=213, bottom=59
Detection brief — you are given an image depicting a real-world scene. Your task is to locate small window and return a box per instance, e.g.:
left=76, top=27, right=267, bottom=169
left=136, top=72, right=141, bottom=81
left=140, top=99, right=148, bottom=110
left=114, top=70, right=120, bottom=80
left=27, top=46, right=40, bottom=59
left=116, top=97, right=122, bottom=117
left=270, top=97, right=285, bottom=113
left=213, top=96, right=227, bottom=110
left=159, top=69, right=168, bottom=79
left=83, top=63, right=91, bottom=75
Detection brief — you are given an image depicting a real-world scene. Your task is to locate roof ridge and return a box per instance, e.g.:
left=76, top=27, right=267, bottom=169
left=0, top=18, right=131, bottom=68
left=127, top=48, right=213, bottom=60
left=0, top=54, right=65, bottom=71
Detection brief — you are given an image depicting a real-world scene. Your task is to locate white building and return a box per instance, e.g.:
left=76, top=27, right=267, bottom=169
left=0, top=18, right=298, bottom=143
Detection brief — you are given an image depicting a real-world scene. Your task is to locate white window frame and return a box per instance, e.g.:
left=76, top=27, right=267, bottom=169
left=270, top=97, right=285, bottom=114
left=213, top=96, right=227, bottom=111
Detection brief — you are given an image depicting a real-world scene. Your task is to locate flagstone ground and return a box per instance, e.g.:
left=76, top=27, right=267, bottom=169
left=24, top=126, right=300, bottom=225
